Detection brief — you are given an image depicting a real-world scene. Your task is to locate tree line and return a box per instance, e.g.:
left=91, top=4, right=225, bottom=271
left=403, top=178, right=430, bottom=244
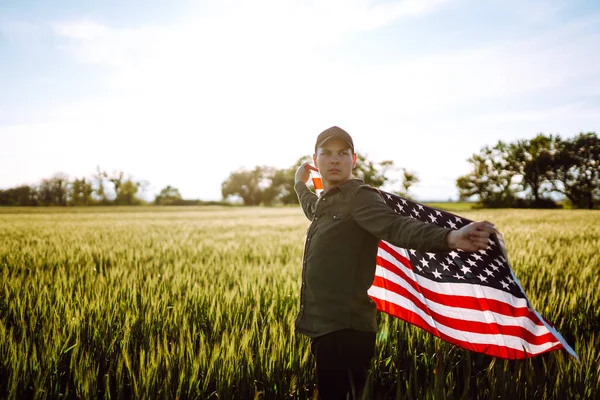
left=457, top=132, right=599, bottom=209
left=0, top=168, right=150, bottom=206
left=0, top=166, right=227, bottom=207
left=1, top=132, right=597, bottom=208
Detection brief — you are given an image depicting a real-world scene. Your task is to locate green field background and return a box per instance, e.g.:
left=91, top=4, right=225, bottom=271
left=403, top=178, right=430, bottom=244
left=1, top=206, right=599, bottom=399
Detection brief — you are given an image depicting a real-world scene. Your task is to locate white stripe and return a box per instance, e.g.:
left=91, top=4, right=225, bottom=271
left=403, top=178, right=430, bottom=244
left=378, top=242, right=530, bottom=308
left=372, top=266, right=546, bottom=336
left=368, top=286, right=561, bottom=354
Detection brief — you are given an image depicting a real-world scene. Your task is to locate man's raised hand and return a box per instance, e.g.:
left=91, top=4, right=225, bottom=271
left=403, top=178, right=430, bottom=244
left=295, top=162, right=318, bottom=184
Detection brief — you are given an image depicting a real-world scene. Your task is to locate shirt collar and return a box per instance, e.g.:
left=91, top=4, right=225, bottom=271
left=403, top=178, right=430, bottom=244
left=323, top=178, right=364, bottom=196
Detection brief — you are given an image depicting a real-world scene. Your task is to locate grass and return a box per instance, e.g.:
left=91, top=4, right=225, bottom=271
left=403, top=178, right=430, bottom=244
left=1, top=206, right=599, bottom=399
left=422, top=202, right=476, bottom=212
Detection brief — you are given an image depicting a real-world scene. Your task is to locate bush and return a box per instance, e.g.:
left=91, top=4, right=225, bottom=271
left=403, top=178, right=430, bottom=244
left=514, top=198, right=561, bottom=209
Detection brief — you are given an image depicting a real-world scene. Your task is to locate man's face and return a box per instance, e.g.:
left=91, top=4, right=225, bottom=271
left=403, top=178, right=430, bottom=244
left=313, top=137, right=357, bottom=186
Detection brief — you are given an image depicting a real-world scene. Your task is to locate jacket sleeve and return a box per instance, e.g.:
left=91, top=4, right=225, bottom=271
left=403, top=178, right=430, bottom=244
left=350, top=185, right=452, bottom=252
left=295, top=181, right=318, bottom=221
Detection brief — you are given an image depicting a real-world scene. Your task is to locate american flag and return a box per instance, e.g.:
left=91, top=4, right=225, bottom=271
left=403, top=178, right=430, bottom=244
left=368, top=189, right=578, bottom=360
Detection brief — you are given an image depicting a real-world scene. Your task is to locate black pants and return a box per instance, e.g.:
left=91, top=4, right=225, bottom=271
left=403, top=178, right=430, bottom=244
left=310, top=329, right=376, bottom=400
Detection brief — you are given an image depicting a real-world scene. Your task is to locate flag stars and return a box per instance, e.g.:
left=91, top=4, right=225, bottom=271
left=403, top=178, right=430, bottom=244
left=379, top=191, right=526, bottom=297
left=376, top=192, right=535, bottom=304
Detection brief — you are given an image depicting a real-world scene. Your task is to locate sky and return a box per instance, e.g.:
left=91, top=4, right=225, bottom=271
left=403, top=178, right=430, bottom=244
left=1, top=0, right=599, bottom=201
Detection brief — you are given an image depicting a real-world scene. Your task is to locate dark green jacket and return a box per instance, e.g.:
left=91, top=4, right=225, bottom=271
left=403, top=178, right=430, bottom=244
left=294, top=179, right=451, bottom=338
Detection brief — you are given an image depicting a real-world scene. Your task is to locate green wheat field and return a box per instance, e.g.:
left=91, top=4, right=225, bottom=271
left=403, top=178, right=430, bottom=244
left=1, top=206, right=599, bottom=399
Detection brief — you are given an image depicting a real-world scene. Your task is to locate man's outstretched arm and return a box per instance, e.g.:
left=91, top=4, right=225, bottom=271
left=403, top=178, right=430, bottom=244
left=351, top=186, right=497, bottom=252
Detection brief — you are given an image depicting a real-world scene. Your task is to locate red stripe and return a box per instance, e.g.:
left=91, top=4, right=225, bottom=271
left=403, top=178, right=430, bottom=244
left=378, top=241, right=413, bottom=270
left=371, top=276, right=556, bottom=346
left=375, top=255, right=544, bottom=326
left=372, top=297, right=565, bottom=359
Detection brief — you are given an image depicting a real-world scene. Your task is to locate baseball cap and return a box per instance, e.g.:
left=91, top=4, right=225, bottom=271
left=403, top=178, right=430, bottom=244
left=315, top=126, right=354, bottom=152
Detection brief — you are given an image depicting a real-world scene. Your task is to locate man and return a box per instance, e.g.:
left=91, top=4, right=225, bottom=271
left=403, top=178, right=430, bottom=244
left=294, top=126, right=496, bottom=400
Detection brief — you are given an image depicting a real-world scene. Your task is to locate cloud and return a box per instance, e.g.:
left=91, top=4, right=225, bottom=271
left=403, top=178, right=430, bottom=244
left=300, top=0, right=454, bottom=32
left=51, top=19, right=168, bottom=68
left=49, top=0, right=455, bottom=67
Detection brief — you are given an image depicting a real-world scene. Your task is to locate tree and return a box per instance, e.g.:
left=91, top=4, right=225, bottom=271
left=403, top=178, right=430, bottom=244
left=269, top=156, right=312, bottom=205
left=0, top=185, right=36, bottom=206
left=509, top=134, right=556, bottom=204
left=116, top=179, right=141, bottom=205
left=37, top=173, right=69, bottom=206
left=100, top=170, right=143, bottom=205
left=221, top=166, right=273, bottom=206
left=108, top=170, right=125, bottom=202
left=70, top=178, right=94, bottom=206
left=155, top=185, right=183, bottom=205
left=397, top=169, right=420, bottom=198
left=353, top=154, right=396, bottom=188
left=457, top=142, right=519, bottom=207
left=93, top=167, right=109, bottom=204
left=256, top=166, right=279, bottom=206
left=547, top=132, right=600, bottom=209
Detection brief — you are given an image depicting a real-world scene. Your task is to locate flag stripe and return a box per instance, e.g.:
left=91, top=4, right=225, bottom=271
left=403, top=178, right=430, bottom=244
left=369, top=287, right=565, bottom=359
left=371, top=274, right=557, bottom=345
left=375, top=253, right=542, bottom=327
left=375, top=254, right=544, bottom=325
left=379, top=241, right=531, bottom=309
